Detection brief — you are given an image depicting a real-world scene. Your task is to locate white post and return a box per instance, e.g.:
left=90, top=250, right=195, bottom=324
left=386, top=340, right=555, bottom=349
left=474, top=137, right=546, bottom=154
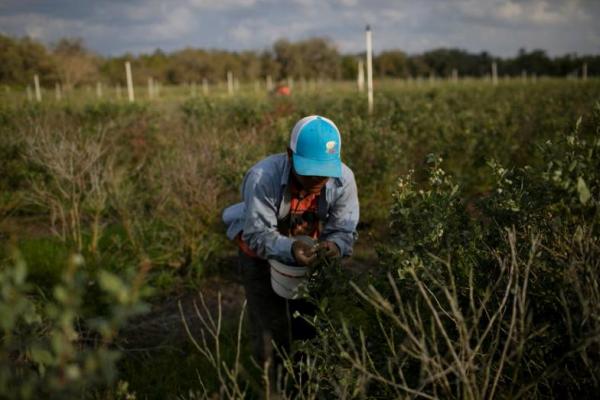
left=582, top=63, right=588, bottom=81
left=266, top=75, right=273, bottom=91
left=521, top=70, right=527, bottom=83
left=202, top=78, right=209, bottom=95
left=125, top=61, right=134, bottom=102
left=492, top=62, right=498, bottom=85
left=148, top=77, right=153, bottom=99
left=357, top=58, right=365, bottom=92
left=227, top=71, right=234, bottom=95
left=34, top=74, right=42, bottom=102
left=452, top=69, right=458, bottom=83
left=429, top=73, right=435, bottom=85
left=365, top=25, right=374, bottom=114
left=26, top=85, right=33, bottom=102
left=96, top=82, right=103, bottom=98
left=55, top=82, right=62, bottom=101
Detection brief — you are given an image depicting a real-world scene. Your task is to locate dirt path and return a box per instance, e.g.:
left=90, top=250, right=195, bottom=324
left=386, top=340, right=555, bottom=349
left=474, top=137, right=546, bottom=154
left=118, top=275, right=246, bottom=352
left=117, top=251, right=375, bottom=353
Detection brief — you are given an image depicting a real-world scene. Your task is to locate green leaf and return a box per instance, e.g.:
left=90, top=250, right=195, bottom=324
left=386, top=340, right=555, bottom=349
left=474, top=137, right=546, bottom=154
left=13, top=258, right=27, bottom=286
left=53, top=286, right=68, bottom=303
left=577, top=177, right=591, bottom=204
left=98, top=271, right=125, bottom=295
left=30, top=347, right=54, bottom=366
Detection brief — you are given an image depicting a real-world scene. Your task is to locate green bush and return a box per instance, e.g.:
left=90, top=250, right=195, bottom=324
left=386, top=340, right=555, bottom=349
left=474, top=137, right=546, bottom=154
left=0, top=249, right=147, bottom=399
left=295, top=106, right=600, bottom=399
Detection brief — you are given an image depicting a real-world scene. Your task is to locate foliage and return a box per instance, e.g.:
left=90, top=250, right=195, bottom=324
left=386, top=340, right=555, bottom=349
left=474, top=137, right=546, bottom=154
left=2, top=32, right=600, bottom=87
left=295, top=109, right=600, bottom=398
left=1, top=81, right=599, bottom=397
left=0, top=249, right=147, bottom=399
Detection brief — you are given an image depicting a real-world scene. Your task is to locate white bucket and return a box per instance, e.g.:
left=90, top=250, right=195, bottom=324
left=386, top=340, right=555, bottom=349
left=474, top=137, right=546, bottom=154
left=268, top=236, right=314, bottom=299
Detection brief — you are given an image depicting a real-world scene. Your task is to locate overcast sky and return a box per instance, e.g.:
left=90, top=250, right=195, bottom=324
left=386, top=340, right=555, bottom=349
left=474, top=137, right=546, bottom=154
left=0, top=0, right=598, bottom=57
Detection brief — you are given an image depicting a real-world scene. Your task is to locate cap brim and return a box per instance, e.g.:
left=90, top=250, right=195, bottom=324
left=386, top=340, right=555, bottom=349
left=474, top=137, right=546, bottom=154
left=292, top=153, right=342, bottom=178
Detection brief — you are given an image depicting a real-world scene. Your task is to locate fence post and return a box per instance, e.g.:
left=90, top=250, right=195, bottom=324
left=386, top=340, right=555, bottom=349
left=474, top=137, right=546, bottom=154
left=365, top=25, right=374, bottom=114
left=227, top=71, right=234, bottom=95
left=357, top=58, right=365, bottom=92
left=55, top=82, right=62, bottom=101
left=96, top=82, right=103, bottom=98
left=34, top=74, right=42, bottom=102
left=492, top=62, right=498, bottom=85
left=125, top=61, right=135, bottom=102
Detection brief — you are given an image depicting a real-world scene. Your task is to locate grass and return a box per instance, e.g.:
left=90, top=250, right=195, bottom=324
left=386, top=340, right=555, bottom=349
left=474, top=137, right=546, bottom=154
left=0, top=78, right=599, bottom=398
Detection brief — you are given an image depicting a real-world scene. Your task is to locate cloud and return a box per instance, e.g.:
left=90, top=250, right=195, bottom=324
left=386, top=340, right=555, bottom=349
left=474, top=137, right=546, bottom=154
left=456, top=0, right=589, bottom=26
left=228, top=18, right=317, bottom=46
left=0, top=0, right=597, bottom=57
left=188, top=0, right=261, bottom=9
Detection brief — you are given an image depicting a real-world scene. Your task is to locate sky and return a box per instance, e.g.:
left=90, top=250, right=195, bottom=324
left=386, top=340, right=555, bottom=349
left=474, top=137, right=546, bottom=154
left=0, top=0, right=598, bottom=57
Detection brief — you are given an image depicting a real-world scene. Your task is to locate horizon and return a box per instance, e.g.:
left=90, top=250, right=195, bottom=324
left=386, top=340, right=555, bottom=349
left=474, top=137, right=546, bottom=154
left=0, top=0, right=599, bottom=58
left=4, top=31, right=598, bottom=60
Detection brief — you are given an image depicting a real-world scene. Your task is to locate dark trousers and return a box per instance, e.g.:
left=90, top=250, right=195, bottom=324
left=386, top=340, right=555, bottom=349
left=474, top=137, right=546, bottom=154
left=238, top=251, right=315, bottom=375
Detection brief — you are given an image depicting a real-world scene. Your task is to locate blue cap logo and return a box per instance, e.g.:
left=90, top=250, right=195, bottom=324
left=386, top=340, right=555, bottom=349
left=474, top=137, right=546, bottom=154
left=326, top=141, right=337, bottom=154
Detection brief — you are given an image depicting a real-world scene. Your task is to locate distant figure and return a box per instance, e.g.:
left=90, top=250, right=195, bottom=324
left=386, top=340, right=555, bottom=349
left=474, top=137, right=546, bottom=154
left=274, top=84, right=291, bottom=96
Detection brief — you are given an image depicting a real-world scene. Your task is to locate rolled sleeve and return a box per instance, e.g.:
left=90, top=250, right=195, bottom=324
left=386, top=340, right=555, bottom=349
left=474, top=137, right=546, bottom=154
left=241, top=171, right=296, bottom=263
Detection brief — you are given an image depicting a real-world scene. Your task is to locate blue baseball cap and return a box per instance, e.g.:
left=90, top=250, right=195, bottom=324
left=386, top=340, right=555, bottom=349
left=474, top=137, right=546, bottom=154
left=289, top=115, right=342, bottom=178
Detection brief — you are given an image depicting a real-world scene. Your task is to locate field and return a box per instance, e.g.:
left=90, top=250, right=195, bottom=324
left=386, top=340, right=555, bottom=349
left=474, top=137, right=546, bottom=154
left=1, top=79, right=599, bottom=399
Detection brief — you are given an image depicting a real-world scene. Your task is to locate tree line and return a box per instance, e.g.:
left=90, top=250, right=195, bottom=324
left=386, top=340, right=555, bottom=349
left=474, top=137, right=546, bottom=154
left=0, top=33, right=597, bottom=88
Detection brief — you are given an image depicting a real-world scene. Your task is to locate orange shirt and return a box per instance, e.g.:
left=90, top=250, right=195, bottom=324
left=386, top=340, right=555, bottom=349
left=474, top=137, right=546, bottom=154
left=288, top=182, right=320, bottom=239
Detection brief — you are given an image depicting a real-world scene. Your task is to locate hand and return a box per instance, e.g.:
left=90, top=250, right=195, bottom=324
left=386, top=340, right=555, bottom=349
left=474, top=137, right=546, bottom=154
left=292, top=240, right=317, bottom=266
left=316, top=241, right=341, bottom=260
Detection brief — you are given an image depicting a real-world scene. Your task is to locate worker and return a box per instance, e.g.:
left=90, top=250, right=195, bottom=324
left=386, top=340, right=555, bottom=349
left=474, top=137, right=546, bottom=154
left=222, top=115, right=359, bottom=377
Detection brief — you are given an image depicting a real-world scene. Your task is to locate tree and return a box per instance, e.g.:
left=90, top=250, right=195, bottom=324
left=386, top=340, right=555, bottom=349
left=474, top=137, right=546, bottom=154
left=52, top=38, right=99, bottom=88
left=0, top=34, right=57, bottom=86
left=274, top=37, right=340, bottom=80
left=376, top=50, right=409, bottom=78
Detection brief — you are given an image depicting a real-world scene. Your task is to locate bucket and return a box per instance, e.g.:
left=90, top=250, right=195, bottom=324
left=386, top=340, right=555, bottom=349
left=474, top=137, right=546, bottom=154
left=268, top=236, right=314, bottom=299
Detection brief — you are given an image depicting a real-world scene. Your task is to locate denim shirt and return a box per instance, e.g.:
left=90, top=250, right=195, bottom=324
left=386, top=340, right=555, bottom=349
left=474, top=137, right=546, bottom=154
left=222, top=153, right=359, bottom=264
